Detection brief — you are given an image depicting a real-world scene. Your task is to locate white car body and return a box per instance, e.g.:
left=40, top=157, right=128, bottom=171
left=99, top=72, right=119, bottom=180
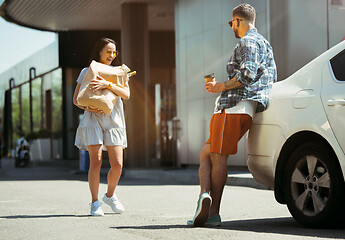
left=247, top=40, right=345, bottom=227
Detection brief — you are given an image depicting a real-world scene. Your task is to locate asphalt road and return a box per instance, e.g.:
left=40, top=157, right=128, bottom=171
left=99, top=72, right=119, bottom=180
left=0, top=159, right=344, bottom=240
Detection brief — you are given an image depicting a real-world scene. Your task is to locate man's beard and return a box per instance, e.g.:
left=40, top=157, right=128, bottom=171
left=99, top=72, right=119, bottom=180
left=234, top=29, right=240, bottom=39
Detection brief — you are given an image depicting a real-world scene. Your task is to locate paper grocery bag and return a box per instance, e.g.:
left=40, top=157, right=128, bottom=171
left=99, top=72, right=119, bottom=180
left=77, top=60, right=130, bottom=115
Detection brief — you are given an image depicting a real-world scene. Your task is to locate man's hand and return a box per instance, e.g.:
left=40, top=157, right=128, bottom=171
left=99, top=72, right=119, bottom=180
left=205, top=77, right=244, bottom=93
left=205, top=81, right=225, bottom=93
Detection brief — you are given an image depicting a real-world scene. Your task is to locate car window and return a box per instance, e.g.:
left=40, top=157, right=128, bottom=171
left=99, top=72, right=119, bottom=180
left=330, top=50, right=345, bottom=81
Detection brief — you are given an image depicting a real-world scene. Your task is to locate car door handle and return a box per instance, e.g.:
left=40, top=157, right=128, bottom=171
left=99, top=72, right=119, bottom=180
left=328, top=99, right=345, bottom=106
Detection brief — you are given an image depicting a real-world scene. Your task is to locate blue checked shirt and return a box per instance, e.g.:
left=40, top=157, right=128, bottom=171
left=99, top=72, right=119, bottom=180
left=216, top=28, right=277, bottom=112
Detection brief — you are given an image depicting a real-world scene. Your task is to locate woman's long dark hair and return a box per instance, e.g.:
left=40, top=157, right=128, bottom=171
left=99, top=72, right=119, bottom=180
left=88, top=38, right=117, bottom=65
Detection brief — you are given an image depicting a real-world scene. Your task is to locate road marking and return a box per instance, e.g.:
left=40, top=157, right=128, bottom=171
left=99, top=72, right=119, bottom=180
left=0, top=200, right=21, bottom=203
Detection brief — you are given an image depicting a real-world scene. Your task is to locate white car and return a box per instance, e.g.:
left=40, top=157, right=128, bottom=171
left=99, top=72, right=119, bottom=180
left=247, top=40, right=345, bottom=228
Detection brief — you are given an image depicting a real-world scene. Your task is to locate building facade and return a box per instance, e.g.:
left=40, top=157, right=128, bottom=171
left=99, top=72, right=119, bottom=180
left=0, top=41, right=62, bottom=160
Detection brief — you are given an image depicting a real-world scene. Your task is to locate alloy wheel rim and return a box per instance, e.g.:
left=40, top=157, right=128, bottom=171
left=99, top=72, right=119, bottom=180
left=290, top=155, right=331, bottom=216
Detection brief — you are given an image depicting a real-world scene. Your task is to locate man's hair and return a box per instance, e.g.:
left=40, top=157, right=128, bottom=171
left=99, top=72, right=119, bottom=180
left=232, top=3, right=256, bottom=23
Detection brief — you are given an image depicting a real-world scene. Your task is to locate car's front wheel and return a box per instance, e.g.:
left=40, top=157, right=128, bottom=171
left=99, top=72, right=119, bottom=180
left=284, top=142, right=345, bottom=228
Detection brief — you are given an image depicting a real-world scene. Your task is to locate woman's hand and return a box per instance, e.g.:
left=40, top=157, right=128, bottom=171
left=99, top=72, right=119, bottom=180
left=89, top=74, right=130, bottom=100
left=89, top=75, right=109, bottom=92
left=83, top=106, right=104, bottom=114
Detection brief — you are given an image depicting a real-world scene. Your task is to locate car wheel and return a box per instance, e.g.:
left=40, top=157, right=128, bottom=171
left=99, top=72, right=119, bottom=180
left=284, top=142, right=345, bottom=228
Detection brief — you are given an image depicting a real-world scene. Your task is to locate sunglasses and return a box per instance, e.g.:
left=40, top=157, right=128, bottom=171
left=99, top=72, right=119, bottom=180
left=105, top=50, right=119, bottom=56
left=228, top=18, right=242, bottom=27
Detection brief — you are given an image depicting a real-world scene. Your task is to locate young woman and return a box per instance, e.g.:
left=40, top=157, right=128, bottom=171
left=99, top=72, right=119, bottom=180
left=73, top=38, right=130, bottom=216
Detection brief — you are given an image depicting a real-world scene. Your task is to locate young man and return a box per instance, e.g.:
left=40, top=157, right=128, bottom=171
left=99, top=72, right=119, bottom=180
left=188, top=3, right=277, bottom=227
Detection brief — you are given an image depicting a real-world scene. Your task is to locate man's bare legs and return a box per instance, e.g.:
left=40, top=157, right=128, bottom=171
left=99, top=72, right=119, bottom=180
left=209, top=152, right=228, bottom=217
left=198, top=144, right=229, bottom=218
left=199, top=144, right=212, bottom=194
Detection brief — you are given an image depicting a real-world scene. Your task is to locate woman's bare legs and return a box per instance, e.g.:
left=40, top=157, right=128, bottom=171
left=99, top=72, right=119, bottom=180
left=87, top=144, right=103, bottom=203
left=105, top=145, right=123, bottom=198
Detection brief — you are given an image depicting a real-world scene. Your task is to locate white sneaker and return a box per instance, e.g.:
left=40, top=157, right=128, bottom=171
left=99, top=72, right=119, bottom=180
left=90, top=201, right=104, bottom=216
left=102, top=193, right=124, bottom=214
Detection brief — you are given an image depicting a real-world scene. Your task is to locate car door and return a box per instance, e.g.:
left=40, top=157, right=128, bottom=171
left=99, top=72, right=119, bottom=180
left=321, top=49, right=345, bottom=154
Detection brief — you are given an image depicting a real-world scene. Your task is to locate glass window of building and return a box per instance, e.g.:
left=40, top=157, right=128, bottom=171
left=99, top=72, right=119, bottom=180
left=21, top=83, right=30, bottom=135
left=11, top=88, right=21, bottom=147
left=32, top=77, right=42, bottom=132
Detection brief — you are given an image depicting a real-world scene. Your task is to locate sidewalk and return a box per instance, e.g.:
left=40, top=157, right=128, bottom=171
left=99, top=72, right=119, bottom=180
left=0, top=157, right=271, bottom=190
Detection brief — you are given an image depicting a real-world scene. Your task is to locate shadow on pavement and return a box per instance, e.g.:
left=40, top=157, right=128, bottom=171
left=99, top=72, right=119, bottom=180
left=0, top=158, right=83, bottom=181
left=0, top=158, right=188, bottom=185
left=0, top=214, right=91, bottom=219
left=113, top=217, right=345, bottom=238
left=220, top=217, right=345, bottom=238
left=0, top=158, right=196, bottom=186
left=113, top=224, right=188, bottom=230
left=0, top=165, right=176, bottom=186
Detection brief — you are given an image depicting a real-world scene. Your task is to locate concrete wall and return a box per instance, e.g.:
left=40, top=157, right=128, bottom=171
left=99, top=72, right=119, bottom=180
left=270, top=0, right=345, bottom=80
left=329, top=2, right=345, bottom=47
left=270, top=0, right=328, bottom=80
left=175, top=0, right=269, bottom=166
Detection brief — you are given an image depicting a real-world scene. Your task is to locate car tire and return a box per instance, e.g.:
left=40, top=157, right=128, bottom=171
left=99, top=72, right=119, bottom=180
left=284, top=142, right=345, bottom=228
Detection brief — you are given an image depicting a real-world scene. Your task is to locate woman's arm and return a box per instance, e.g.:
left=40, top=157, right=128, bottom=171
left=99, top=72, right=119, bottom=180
left=108, top=81, right=130, bottom=100
left=73, top=83, right=83, bottom=108
left=90, top=75, right=130, bottom=100
left=73, top=83, right=104, bottom=113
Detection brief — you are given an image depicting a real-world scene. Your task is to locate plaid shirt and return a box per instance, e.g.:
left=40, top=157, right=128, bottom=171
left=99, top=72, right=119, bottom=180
left=216, top=28, right=277, bottom=113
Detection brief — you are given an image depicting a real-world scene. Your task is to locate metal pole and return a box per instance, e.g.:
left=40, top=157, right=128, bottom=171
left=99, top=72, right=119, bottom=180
left=29, top=67, right=36, bottom=133
left=9, top=78, right=15, bottom=155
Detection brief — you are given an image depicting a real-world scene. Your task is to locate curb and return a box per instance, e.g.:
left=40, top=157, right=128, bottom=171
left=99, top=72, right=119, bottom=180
left=123, top=169, right=272, bottom=190
left=227, top=172, right=272, bottom=190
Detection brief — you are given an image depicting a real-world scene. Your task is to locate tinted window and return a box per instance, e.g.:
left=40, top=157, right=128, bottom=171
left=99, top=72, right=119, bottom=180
left=330, top=50, right=345, bottom=81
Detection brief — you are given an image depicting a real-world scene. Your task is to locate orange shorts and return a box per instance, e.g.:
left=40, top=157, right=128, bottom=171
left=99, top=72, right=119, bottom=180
left=206, top=111, right=252, bottom=155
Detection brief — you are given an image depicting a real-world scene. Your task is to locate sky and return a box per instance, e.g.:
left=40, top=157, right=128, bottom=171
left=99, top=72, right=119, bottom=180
left=0, top=16, right=57, bottom=74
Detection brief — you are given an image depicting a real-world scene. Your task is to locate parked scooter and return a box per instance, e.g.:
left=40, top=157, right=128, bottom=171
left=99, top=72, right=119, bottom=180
left=14, top=137, right=30, bottom=168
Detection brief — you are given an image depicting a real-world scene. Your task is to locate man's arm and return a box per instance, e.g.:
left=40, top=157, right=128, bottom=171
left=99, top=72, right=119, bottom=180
left=224, top=77, right=244, bottom=90
left=205, top=77, right=244, bottom=93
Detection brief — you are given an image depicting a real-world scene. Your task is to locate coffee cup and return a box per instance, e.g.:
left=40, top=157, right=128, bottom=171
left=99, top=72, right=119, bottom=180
left=204, top=73, right=215, bottom=83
